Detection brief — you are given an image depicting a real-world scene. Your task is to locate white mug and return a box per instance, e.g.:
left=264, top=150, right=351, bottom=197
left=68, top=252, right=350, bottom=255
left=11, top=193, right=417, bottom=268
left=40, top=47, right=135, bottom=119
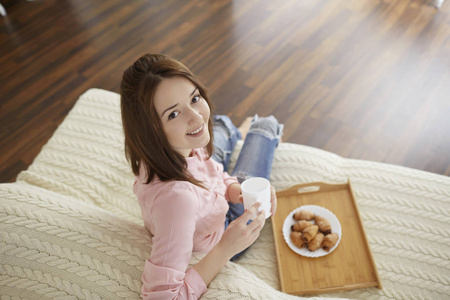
left=241, top=177, right=272, bottom=219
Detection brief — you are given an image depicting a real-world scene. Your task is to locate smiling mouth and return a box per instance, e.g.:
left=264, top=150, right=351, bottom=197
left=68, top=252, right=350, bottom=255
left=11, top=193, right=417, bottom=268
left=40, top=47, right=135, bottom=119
left=187, top=124, right=204, bottom=135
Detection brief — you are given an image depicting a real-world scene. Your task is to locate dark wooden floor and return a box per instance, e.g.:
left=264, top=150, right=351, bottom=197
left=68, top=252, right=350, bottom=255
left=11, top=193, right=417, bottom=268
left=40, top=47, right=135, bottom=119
left=1, top=0, right=449, bottom=182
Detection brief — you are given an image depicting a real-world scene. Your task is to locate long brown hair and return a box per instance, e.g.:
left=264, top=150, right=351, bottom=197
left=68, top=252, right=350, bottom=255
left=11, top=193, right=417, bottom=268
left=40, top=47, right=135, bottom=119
left=120, top=53, right=214, bottom=187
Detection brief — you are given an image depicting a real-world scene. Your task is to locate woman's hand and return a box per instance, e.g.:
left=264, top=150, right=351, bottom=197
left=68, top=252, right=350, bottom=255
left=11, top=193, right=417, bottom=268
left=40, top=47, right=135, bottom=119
left=192, top=190, right=274, bottom=285
left=226, top=182, right=242, bottom=204
left=218, top=202, right=266, bottom=260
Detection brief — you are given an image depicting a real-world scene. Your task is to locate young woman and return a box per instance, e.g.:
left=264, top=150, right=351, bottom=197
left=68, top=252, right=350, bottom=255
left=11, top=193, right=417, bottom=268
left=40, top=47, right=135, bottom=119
left=120, top=53, right=283, bottom=299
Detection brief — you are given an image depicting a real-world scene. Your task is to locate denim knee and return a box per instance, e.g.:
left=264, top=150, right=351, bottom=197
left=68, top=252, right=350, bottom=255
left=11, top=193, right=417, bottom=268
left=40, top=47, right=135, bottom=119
left=249, top=114, right=283, bottom=142
left=230, top=115, right=283, bottom=181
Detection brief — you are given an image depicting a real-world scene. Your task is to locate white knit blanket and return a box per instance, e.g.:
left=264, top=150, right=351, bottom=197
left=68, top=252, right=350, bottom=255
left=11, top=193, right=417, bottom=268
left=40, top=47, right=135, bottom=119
left=1, top=88, right=449, bottom=300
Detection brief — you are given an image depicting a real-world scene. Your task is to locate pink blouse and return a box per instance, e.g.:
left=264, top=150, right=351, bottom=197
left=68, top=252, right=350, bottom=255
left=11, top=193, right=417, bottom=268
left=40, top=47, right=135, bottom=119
left=134, top=148, right=239, bottom=299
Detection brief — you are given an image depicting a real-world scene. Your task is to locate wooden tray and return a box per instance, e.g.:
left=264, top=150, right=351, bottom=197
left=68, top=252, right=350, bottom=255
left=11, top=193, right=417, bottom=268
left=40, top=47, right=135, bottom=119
left=272, top=180, right=382, bottom=295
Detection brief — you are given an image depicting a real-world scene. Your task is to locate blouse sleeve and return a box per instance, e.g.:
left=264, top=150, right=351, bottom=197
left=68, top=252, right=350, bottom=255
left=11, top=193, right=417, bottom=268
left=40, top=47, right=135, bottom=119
left=222, top=171, right=239, bottom=188
left=141, top=184, right=207, bottom=299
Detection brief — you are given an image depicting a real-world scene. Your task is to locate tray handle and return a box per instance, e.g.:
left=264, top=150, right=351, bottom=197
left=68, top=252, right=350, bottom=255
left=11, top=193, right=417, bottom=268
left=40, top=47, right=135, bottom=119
left=277, top=181, right=349, bottom=196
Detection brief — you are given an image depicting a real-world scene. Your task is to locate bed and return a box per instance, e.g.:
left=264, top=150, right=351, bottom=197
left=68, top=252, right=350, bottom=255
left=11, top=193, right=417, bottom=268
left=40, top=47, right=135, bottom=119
left=1, top=88, right=448, bottom=299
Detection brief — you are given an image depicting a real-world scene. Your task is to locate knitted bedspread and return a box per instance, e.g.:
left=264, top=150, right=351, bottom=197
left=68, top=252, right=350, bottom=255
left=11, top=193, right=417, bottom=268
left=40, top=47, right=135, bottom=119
left=1, top=88, right=449, bottom=300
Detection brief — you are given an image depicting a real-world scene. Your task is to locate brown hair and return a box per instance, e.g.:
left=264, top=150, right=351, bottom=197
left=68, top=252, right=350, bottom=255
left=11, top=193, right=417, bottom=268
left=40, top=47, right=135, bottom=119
left=120, top=53, right=214, bottom=187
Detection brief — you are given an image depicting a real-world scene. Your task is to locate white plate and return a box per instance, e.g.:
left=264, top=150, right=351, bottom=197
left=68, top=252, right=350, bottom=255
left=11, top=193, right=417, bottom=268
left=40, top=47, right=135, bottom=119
left=283, top=205, right=342, bottom=257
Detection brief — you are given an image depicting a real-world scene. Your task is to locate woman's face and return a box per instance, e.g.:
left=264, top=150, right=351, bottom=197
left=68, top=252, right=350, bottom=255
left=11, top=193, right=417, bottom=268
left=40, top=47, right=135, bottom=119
left=153, top=76, right=211, bottom=157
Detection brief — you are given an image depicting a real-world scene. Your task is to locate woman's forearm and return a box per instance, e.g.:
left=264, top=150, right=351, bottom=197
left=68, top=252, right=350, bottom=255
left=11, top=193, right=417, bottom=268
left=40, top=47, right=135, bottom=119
left=193, top=203, right=264, bottom=286
left=192, top=242, right=231, bottom=286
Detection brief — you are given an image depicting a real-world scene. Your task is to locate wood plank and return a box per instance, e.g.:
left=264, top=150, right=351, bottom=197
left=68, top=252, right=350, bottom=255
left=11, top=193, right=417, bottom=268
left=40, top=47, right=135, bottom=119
left=1, top=0, right=449, bottom=183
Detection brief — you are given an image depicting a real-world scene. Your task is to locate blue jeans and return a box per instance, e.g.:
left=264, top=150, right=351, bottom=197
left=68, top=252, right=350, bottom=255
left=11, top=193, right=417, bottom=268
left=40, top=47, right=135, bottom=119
left=212, top=115, right=283, bottom=261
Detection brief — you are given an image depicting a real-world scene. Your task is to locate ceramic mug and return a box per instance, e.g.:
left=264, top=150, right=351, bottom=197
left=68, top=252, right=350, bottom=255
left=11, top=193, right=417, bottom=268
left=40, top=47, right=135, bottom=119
left=241, top=177, right=272, bottom=219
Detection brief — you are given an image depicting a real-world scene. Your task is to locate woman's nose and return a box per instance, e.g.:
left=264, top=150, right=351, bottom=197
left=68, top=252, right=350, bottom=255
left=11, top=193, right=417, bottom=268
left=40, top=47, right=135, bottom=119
left=187, top=106, right=202, bottom=124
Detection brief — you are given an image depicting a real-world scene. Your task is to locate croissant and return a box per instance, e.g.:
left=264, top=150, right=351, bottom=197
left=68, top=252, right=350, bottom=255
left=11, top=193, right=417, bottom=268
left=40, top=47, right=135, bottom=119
left=315, top=215, right=332, bottom=235
left=290, top=231, right=305, bottom=248
left=293, top=210, right=315, bottom=221
left=322, top=233, right=339, bottom=251
left=291, top=220, right=313, bottom=232
left=307, top=232, right=324, bottom=251
left=302, top=225, right=319, bottom=243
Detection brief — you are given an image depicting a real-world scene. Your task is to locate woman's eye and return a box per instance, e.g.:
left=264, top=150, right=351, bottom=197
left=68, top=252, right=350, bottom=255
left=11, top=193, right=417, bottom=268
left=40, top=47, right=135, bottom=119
left=192, top=95, right=201, bottom=104
left=168, top=111, right=179, bottom=120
